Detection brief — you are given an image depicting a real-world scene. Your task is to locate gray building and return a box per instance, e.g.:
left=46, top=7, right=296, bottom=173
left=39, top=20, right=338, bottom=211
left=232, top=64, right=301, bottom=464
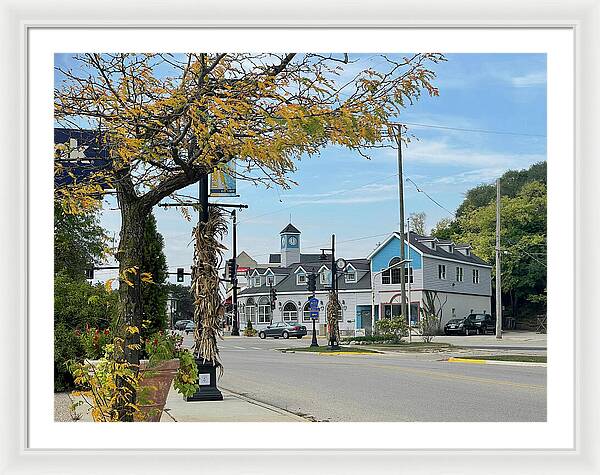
left=367, top=232, right=492, bottom=330
left=237, top=224, right=372, bottom=335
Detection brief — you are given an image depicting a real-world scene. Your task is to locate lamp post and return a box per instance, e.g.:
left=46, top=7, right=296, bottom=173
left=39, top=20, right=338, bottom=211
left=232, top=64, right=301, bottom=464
left=231, top=210, right=240, bottom=336
left=308, top=272, right=318, bottom=347
left=320, top=235, right=350, bottom=350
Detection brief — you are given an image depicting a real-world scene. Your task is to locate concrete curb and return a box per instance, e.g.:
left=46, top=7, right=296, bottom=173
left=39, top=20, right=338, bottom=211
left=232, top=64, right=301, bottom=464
left=280, top=348, right=380, bottom=356
left=220, top=388, right=309, bottom=422
left=447, top=357, right=547, bottom=367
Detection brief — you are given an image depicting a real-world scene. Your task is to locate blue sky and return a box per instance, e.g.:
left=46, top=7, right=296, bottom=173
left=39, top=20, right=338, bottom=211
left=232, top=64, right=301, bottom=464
left=56, top=53, right=547, bottom=284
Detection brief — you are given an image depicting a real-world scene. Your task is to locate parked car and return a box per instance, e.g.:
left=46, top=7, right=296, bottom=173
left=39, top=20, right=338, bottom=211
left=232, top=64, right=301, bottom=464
left=258, top=322, right=307, bottom=339
left=184, top=321, right=196, bottom=335
left=444, top=318, right=467, bottom=335
left=463, top=313, right=496, bottom=335
left=174, top=319, right=192, bottom=331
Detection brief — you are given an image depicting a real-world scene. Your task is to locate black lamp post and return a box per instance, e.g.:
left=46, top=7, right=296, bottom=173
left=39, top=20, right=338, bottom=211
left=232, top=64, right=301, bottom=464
left=307, top=272, right=318, bottom=347
left=320, top=235, right=343, bottom=350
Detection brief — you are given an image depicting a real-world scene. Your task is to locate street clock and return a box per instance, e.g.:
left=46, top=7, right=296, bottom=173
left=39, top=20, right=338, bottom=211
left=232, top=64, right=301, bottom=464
left=288, top=236, right=298, bottom=246
left=335, top=258, right=347, bottom=270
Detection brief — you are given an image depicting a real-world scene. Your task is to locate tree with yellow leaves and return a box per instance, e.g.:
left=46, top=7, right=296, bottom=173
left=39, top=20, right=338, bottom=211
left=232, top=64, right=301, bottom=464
left=55, top=52, right=444, bottom=370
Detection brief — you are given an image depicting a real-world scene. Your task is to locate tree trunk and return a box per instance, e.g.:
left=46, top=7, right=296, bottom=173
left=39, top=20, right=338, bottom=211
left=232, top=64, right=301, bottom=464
left=116, top=198, right=148, bottom=366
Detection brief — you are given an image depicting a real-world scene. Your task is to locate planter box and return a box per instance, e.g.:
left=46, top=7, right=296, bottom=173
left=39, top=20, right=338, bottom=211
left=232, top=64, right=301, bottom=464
left=136, top=358, right=180, bottom=422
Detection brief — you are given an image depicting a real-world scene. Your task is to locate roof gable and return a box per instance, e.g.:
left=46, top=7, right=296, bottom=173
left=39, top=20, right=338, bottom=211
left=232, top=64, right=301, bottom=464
left=280, top=223, right=301, bottom=234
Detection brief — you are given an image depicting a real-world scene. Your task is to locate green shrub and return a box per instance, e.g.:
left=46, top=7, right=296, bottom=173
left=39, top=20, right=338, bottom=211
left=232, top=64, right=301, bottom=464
left=243, top=320, right=257, bottom=337
left=375, top=317, right=408, bottom=343
left=54, top=322, right=83, bottom=392
left=54, top=274, right=118, bottom=391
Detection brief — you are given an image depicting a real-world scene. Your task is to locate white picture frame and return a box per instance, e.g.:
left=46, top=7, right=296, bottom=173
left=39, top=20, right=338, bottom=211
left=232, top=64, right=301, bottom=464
left=1, top=0, right=598, bottom=473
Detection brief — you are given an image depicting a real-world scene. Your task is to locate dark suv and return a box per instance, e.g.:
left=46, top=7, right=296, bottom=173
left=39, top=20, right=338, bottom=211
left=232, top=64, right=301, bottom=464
left=463, top=313, right=496, bottom=335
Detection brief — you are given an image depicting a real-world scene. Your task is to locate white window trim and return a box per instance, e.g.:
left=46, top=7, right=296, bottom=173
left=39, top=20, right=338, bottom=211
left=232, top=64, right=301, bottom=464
left=438, top=264, right=446, bottom=280
left=282, top=302, right=298, bottom=321
left=253, top=276, right=261, bottom=286
left=472, top=269, right=480, bottom=284
left=257, top=297, right=271, bottom=324
left=456, top=266, right=464, bottom=282
left=345, top=264, right=357, bottom=283
left=296, top=272, right=307, bottom=285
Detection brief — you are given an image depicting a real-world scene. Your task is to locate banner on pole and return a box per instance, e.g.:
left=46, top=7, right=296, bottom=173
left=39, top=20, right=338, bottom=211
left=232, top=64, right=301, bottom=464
left=210, top=162, right=236, bottom=197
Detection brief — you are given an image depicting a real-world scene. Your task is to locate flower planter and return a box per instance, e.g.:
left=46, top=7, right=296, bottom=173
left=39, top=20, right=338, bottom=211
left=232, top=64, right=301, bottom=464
left=136, top=358, right=180, bottom=422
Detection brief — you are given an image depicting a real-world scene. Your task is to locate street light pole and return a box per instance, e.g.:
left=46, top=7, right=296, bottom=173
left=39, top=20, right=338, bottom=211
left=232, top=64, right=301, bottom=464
left=231, top=209, right=240, bottom=336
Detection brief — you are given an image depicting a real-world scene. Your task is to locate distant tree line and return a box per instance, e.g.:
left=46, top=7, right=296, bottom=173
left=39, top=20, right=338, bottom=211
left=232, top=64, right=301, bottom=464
left=432, top=162, right=547, bottom=321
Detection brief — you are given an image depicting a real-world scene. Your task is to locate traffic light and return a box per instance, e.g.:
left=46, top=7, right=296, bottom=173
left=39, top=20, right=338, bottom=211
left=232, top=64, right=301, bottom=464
left=270, top=285, right=277, bottom=310
left=176, top=268, right=184, bottom=282
left=307, top=273, right=317, bottom=292
left=226, top=259, right=236, bottom=281
left=84, top=268, right=94, bottom=280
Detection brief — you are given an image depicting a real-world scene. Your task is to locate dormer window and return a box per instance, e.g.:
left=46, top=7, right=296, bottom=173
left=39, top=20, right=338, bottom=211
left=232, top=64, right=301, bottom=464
left=266, top=275, right=274, bottom=286
left=319, top=266, right=331, bottom=285
left=296, top=272, right=306, bottom=285
left=345, top=265, right=356, bottom=283
left=456, top=245, right=472, bottom=256
left=253, top=276, right=261, bottom=286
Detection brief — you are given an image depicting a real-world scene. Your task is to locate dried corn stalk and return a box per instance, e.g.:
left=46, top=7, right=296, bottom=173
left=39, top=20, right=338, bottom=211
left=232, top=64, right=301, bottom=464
left=191, top=208, right=227, bottom=373
left=326, top=291, right=341, bottom=346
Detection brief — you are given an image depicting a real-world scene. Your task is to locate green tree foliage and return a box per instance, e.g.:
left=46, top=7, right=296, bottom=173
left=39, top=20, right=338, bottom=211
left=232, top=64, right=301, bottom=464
left=432, top=163, right=547, bottom=320
left=455, top=162, right=546, bottom=217
left=141, top=213, right=169, bottom=337
left=430, top=217, right=460, bottom=241
left=54, top=273, right=118, bottom=391
left=54, top=203, right=108, bottom=280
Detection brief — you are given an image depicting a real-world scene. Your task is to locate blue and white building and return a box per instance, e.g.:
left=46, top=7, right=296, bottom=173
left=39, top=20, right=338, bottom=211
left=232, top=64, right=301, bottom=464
left=367, top=232, right=492, bottom=332
left=236, top=224, right=492, bottom=336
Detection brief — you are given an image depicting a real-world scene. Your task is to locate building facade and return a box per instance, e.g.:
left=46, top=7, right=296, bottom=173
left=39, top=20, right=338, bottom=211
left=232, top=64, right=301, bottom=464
left=237, top=224, right=372, bottom=335
left=235, top=225, right=492, bottom=336
left=367, top=232, right=492, bottom=331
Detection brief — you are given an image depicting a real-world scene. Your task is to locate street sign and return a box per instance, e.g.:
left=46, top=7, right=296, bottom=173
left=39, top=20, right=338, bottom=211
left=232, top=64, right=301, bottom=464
left=308, top=297, right=319, bottom=319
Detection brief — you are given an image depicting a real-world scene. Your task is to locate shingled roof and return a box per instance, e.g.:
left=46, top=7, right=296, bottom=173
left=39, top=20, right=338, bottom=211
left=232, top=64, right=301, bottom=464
left=280, top=223, right=301, bottom=234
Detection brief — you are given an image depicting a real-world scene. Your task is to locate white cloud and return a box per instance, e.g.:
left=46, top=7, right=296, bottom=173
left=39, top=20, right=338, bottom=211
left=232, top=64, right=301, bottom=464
left=510, top=72, right=546, bottom=88
left=398, top=139, right=546, bottom=170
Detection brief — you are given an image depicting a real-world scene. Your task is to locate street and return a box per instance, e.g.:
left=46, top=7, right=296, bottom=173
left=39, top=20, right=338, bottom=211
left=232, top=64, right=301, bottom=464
left=182, top=334, right=547, bottom=422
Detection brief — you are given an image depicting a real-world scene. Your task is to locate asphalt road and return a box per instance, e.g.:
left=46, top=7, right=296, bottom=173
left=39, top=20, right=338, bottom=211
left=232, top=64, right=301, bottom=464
left=181, top=334, right=547, bottom=422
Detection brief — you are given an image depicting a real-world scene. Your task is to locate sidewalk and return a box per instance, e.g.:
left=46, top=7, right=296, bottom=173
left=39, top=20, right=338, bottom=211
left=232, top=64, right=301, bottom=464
left=58, top=385, right=306, bottom=422
left=161, top=386, right=306, bottom=422
left=420, top=330, right=547, bottom=350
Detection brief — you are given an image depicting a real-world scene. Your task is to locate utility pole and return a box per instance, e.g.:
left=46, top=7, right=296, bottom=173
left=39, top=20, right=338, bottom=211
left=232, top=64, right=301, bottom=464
left=230, top=209, right=239, bottom=336
left=495, top=178, right=503, bottom=340
left=407, top=217, right=412, bottom=343
left=394, top=125, right=408, bottom=321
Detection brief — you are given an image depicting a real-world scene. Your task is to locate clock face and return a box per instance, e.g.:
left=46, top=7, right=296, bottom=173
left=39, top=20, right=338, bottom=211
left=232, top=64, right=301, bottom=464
left=281, top=236, right=286, bottom=247
left=288, top=236, right=298, bottom=246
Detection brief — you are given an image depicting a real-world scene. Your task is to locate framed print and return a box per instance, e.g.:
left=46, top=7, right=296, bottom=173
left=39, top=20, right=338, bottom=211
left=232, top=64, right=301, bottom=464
left=1, top=0, right=599, bottom=474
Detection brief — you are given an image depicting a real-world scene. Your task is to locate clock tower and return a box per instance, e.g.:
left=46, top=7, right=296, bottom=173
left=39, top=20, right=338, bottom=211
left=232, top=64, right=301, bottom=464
left=280, top=223, right=301, bottom=267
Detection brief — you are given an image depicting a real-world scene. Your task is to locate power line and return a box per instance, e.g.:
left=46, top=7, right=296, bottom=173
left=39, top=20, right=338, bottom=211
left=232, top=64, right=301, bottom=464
left=405, top=177, right=456, bottom=218
left=387, top=121, right=546, bottom=138
left=236, top=172, right=399, bottom=225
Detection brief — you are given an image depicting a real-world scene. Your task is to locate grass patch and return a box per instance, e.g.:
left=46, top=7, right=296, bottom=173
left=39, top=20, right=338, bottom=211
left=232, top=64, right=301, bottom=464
left=281, top=346, right=379, bottom=354
left=370, top=342, right=455, bottom=352
left=453, top=355, right=546, bottom=363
